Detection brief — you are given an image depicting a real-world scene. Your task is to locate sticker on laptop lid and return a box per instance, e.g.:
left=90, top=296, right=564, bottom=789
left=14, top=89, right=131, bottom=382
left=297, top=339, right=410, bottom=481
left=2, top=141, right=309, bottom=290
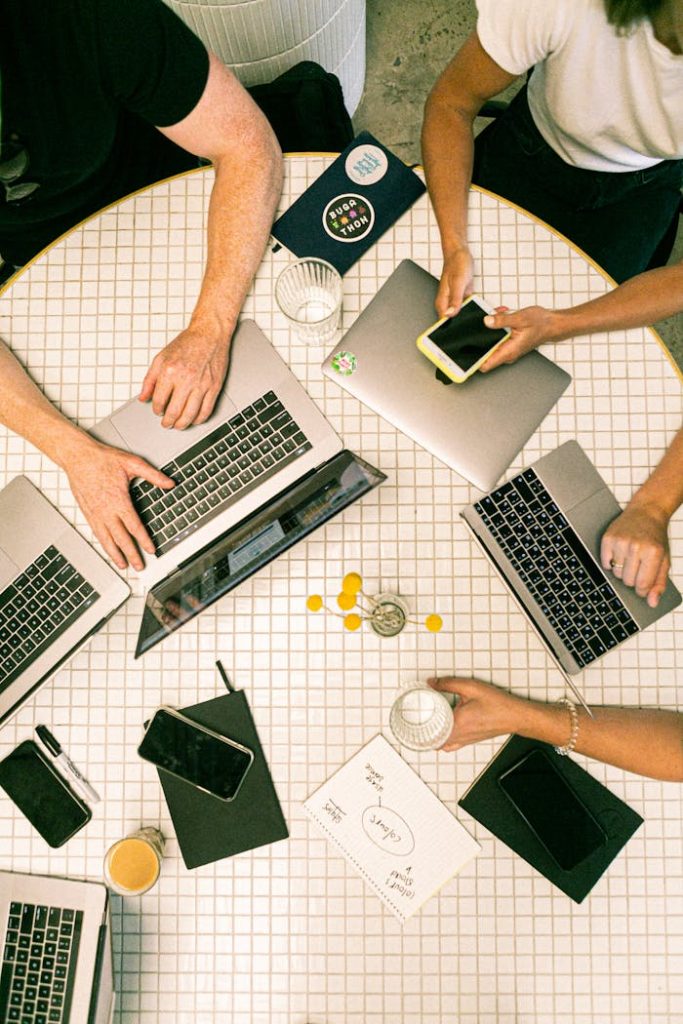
left=345, top=144, right=389, bottom=186
left=323, top=194, right=375, bottom=243
left=331, top=351, right=357, bottom=376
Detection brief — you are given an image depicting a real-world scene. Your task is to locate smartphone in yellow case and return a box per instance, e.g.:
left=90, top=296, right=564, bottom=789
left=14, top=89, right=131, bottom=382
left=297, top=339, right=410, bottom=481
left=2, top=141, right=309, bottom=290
left=416, top=294, right=511, bottom=383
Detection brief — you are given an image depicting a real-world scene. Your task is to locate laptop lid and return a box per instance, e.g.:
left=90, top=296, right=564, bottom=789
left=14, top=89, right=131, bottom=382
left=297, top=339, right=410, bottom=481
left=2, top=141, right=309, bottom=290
left=0, top=870, right=113, bottom=1024
left=91, top=320, right=342, bottom=586
left=0, top=477, right=129, bottom=727
left=135, top=450, right=386, bottom=656
left=321, top=260, right=571, bottom=492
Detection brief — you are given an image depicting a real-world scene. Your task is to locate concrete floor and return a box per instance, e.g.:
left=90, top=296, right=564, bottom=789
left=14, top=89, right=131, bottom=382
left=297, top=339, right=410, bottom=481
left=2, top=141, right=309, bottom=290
left=354, top=0, right=682, bottom=369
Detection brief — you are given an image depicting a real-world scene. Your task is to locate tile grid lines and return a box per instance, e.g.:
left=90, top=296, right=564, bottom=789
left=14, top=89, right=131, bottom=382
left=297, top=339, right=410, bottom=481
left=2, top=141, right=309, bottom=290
left=0, top=160, right=681, bottom=1023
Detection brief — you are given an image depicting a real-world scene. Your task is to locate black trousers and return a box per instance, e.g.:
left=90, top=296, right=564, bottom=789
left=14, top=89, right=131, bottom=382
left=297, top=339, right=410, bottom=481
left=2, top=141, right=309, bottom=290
left=473, top=87, right=682, bottom=283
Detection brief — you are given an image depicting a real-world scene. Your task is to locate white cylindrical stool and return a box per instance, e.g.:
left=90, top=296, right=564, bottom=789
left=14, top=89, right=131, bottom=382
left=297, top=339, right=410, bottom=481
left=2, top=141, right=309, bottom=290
left=163, top=0, right=366, bottom=116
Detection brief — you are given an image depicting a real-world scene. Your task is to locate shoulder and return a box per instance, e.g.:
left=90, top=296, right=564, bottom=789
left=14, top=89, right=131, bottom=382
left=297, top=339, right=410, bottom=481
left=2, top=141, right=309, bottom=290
left=475, top=0, right=609, bottom=73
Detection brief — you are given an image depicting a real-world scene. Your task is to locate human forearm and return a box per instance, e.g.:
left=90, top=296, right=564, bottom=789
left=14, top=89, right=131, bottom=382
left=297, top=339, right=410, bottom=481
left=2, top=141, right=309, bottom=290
left=535, top=263, right=683, bottom=344
left=626, top=425, right=683, bottom=521
left=0, top=339, right=91, bottom=467
left=189, top=128, right=283, bottom=337
left=515, top=700, right=683, bottom=781
left=421, top=92, right=473, bottom=258
left=432, top=677, right=683, bottom=781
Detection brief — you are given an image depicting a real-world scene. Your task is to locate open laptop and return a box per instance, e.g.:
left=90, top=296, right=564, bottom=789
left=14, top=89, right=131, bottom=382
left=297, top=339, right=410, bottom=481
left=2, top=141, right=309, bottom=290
left=0, top=478, right=129, bottom=727
left=321, top=259, right=571, bottom=491
left=0, top=870, right=114, bottom=1024
left=461, top=440, right=681, bottom=679
left=92, top=320, right=385, bottom=655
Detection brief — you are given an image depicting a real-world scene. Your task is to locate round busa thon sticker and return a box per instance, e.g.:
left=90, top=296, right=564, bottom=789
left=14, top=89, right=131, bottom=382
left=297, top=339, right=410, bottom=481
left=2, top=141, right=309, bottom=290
left=323, top=193, right=375, bottom=243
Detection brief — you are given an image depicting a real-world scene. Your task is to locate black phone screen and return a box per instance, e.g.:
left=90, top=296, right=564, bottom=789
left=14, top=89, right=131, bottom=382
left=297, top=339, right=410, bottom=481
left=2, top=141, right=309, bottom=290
left=498, top=748, right=607, bottom=871
left=138, top=709, right=253, bottom=800
left=0, top=740, right=91, bottom=847
left=429, top=301, right=508, bottom=372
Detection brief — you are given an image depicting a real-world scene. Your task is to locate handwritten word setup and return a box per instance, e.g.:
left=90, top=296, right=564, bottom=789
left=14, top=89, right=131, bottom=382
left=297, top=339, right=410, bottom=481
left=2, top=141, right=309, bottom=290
left=304, top=734, right=480, bottom=923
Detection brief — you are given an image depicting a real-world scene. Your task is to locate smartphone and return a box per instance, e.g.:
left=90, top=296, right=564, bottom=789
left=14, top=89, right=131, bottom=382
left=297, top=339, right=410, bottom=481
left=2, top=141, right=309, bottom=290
left=0, top=739, right=91, bottom=848
left=497, top=748, right=608, bottom=871
left=416, top=295, right=511, bottom=383
left=138, top=706, right=254, bottom=801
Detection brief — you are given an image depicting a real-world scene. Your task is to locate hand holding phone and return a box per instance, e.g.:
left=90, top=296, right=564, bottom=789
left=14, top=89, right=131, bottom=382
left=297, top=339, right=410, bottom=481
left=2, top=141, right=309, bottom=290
left=416, top=294, right=511, bottom=383
left=138, top=706, right=253, bottom=801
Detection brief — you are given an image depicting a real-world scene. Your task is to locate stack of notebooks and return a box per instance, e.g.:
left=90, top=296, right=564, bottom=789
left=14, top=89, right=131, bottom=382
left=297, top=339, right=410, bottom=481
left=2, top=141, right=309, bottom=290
left=156, top=690, right=288, bottom=869
left=458, top=735, right=644, bottom=903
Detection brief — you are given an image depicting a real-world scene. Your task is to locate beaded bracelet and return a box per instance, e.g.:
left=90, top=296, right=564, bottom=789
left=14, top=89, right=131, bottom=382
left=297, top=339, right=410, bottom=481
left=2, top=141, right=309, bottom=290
left=554, top=697, right=579, bottom=756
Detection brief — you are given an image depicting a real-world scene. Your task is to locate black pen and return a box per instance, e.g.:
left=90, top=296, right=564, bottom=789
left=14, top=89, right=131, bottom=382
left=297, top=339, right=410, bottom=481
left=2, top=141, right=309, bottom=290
left=36, top=725, right=100, bottom=804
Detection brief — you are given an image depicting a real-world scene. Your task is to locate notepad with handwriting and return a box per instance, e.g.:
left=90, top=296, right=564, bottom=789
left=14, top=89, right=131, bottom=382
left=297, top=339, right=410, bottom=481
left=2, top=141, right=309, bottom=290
left=304, top=734, right=480, bottom=922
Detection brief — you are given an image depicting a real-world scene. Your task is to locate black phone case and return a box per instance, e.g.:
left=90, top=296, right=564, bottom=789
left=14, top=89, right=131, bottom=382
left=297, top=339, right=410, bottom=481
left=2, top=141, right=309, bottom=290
left=0, top=739, right=91, bottom=847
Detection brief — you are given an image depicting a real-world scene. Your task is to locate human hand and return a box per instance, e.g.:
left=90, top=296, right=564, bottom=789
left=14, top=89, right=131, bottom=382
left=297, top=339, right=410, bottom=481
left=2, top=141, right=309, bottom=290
left=479, top=305, right=558, bottom=372
left=435, top=247, right=474, bottom=319
left=600, top=500, right=671, bottom=607
left=64, top=437, right=175, bottom=571
left=139, top=322, right=231, bottom=430
left=428, top=676, right=525, bottom=752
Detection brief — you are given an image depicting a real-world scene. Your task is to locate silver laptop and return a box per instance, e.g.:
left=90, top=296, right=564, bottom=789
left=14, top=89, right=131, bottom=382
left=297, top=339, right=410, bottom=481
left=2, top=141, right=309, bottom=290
left=462, top=440, right=681, bottom=678
left=93, top=320, right=385, bottom=655
left=322, top=259, right=571, bottom=491
left=0, top=478, right=129, bottom=727
left=0, top=870, right=114, bottom=1024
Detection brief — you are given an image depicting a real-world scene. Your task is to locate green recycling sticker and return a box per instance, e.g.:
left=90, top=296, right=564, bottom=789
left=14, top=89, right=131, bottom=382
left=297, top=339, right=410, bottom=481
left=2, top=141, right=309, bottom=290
left=331, top=351, right=357, bottom=376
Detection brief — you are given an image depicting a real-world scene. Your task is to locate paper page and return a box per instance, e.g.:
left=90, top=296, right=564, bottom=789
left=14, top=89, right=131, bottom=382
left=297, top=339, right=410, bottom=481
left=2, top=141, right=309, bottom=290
left=304, top=734, right=480, bottom=922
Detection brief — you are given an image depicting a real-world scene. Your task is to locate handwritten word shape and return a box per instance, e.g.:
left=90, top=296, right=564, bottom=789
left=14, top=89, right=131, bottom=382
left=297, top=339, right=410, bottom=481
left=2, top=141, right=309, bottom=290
left=362, top=805, right=415, bottom=856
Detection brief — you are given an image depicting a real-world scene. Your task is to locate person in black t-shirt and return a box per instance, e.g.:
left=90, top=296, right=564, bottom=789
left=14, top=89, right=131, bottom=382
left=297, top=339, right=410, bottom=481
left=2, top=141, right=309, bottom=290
left=0, top=0, right=283, bottom=571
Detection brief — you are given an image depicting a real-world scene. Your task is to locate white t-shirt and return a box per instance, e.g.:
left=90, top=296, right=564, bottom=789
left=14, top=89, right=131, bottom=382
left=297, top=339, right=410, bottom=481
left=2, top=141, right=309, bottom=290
left=476, top=0, right=683, bottom=171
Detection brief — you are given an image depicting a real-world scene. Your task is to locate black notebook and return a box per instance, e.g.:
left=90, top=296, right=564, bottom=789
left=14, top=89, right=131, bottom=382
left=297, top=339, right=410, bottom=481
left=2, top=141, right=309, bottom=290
left=156, top=690, right=288, bottom=869
left=271, top=131, right=426, bottom=275
left=458, top=735, right=643, bottom=903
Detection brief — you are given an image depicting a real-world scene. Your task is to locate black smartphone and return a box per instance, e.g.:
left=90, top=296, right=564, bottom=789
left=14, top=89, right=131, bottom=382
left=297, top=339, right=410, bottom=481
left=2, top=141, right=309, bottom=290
left=138, top=706, right=254, bottom=801
left=0, top=739, right=91, bottom=848
left=497, top=748, right=608, bottom=871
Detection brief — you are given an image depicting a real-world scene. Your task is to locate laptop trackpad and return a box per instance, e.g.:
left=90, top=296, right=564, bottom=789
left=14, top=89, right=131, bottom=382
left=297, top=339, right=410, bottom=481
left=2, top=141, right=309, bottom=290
left=110, top=389, right=239, bottom=468
left=0, top=547, right=19, bottom=590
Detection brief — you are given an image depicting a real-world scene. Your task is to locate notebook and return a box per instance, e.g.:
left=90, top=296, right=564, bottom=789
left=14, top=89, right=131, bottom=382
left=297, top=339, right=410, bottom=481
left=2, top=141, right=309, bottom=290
left=304, top=734, right=480, bottom=923
left=271, top=131, right=426, bottom=274
left=321, top=260, right=571, bottom=491
left=461, top=440, right=681, bottom=678
left=458, top=735, right=644, bottom=903
left=154, top=690, right=288, bottom=869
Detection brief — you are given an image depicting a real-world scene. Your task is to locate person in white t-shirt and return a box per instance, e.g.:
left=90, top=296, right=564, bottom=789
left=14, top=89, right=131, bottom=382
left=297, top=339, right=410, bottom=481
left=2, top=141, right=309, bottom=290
left=421, top=0, right=683, bottom=607
left=422, top=0, right=683, bottom=314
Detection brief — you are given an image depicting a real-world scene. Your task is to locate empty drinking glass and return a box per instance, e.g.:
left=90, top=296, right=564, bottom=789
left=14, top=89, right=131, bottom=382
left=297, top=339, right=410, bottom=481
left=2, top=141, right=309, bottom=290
left=275, top=258, right=342, bottom=345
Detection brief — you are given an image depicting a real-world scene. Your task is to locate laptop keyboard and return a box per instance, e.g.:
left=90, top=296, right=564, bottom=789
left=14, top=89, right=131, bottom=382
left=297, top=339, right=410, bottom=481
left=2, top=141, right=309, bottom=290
left=131, top=390, right=312, bottom=556
left=474, top=467, right=639, bottom=668
left=0, top=901, right=83, bottom=1024
left=0, top=547, right=99, bottom=695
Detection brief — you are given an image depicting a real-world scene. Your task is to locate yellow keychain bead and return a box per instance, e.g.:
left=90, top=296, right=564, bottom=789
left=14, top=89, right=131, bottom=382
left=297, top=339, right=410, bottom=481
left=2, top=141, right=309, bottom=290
left=306, top=594, right=323, bottom=612
left=343, top=613, right=362, bottom=631
left=425, top=614, right=443, bottom=633
left=342, top=572, right=363, bottom=595
left=336, top=591, right=356, bottom=611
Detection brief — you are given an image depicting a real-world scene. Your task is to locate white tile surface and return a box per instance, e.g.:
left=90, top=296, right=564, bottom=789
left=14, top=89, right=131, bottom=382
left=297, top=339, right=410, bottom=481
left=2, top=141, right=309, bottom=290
left=0, top=159, right=682, bottom=1024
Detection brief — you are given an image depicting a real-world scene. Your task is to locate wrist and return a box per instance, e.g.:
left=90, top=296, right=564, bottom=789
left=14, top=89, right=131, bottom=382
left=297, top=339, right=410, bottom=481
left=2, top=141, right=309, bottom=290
left=626, top=489, right=675, bottom=526
left=51, top=425, right=101, bottom=473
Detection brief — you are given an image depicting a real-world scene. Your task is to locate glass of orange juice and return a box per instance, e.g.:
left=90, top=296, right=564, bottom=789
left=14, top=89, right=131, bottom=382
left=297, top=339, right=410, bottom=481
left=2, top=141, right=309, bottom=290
left=103, top=827, right=165, bottom=896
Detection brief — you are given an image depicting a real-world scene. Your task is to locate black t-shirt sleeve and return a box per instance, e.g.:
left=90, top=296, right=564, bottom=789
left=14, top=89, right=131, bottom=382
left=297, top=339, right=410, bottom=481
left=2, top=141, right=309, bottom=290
left=97, top=0, right=210, bottom=126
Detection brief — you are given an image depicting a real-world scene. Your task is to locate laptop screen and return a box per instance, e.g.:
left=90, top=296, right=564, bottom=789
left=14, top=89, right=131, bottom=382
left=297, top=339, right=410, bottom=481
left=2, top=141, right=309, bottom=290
left=135, top=451, right=386, bottom=656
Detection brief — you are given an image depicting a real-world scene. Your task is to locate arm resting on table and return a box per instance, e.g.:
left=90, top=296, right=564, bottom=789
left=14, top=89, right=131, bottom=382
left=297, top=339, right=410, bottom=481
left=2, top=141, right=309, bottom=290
left=430, top=677, right=683, bottom=781
left=141, top=53, right=283, bottom=430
